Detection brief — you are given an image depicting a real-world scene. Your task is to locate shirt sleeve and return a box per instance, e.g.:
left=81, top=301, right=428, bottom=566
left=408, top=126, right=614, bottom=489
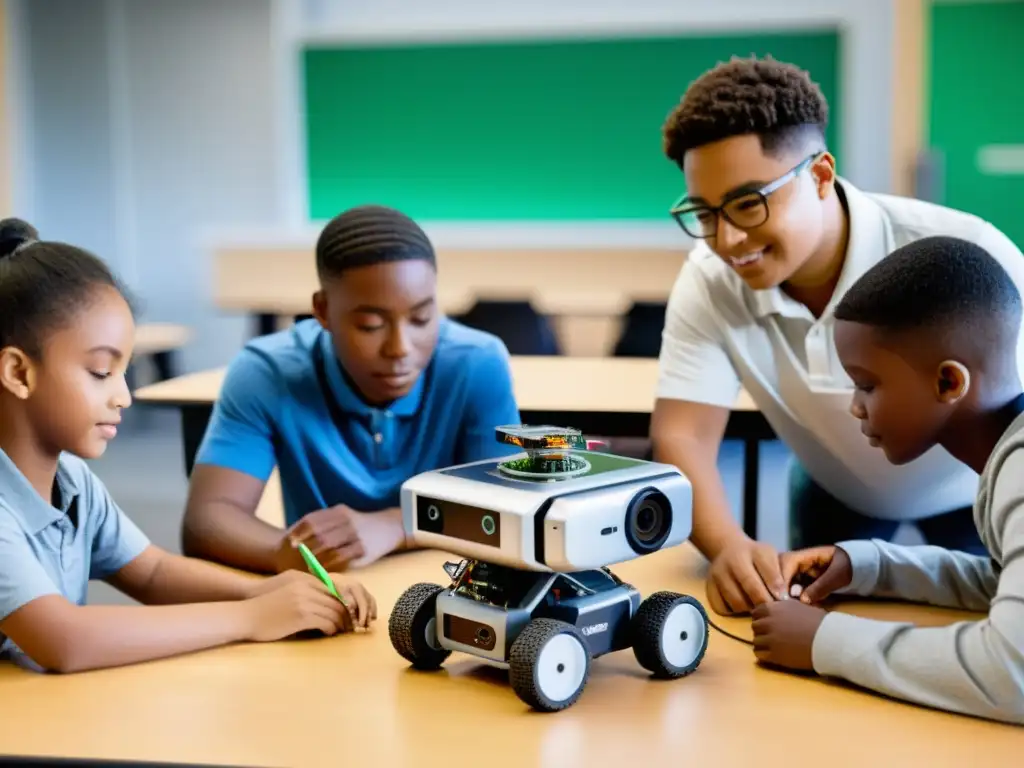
left=0, top=516, right=61, bottom=622
left=655, top=254, right=741, bottom=409
left=87, top=473, right=152, bottom=581
left=811, top=456, right=1024, bottom=725
left=832, top=539, right=998, bottom=612
left=454, top=340, right=523, bottom=464
left=193, top=347, right=280, bottom=482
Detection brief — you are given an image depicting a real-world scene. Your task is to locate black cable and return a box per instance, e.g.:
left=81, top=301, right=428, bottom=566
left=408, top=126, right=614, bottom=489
left=708, top=617, right=754, bottom=645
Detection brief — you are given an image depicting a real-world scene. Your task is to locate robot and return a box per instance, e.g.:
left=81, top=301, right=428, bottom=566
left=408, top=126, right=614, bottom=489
left=387, top=425, right=710, bottom=712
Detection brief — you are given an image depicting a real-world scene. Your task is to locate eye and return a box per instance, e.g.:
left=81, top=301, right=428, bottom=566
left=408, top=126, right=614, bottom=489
left=89, top=371, right=111, bottom=381
left=410, top=315, right=433, bottom=327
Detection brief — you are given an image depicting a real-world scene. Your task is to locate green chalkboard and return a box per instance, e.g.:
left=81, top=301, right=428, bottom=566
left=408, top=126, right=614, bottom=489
left=303, top=31, right=841, bottom=221
left=928, top=1, right=1024, bottom=250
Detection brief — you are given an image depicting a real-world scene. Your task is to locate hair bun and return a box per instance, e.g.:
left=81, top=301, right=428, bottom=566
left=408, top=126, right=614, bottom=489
left=0, top=218, right=39, bottom=260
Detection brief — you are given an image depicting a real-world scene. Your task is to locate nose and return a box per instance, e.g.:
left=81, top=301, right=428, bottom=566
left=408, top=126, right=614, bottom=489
left=849, top=393, right=866, bottom=419
left=382, top=323, right=413, bottom=359
left=715, top=216, right=747, bottom=252
left=112, top=371, right=133, bottom=411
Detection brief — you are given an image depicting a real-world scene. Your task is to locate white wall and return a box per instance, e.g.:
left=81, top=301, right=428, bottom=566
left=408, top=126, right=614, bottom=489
left=16, top=0, right=120, bottom=275
left=10, top=0, right=280, bottom=370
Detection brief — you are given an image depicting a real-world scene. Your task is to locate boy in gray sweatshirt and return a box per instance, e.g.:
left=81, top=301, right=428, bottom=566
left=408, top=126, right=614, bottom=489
left=751, top=235, right=1024, bottom=725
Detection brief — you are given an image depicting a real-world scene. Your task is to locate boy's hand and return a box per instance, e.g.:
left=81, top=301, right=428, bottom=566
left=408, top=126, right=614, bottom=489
left=273, top=506, right=405, bottom=573
left=240, top=572, right=353, bottom=642
left=779, top=545, right=853, bottom=604
left=706, top=538, right=786, bottom=615
left=329, top=575, right=378, bottom=629
left=750, top=600, right=828, bottom=671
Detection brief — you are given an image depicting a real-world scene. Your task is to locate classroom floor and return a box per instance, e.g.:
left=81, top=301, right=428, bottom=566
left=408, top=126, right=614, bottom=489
left=85, top=406, right=922, bottom=606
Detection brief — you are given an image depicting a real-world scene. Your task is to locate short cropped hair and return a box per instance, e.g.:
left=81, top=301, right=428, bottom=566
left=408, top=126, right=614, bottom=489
left=834, top=236, right=1022, bottom=338
left=662, top=55, right=829, bottom=168
left=315, top=204, right=436, bottom=282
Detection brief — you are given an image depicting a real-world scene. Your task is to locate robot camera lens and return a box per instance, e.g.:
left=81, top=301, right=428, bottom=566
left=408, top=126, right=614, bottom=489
left=625, top=489, right=672, bottom=554
left=427, top=505, right=440, bottom=521
left=634, top=504, right=659, bottom=539
left=481, top=515, right=496, bottom=535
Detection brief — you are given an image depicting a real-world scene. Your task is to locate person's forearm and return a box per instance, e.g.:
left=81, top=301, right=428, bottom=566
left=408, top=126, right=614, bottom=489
left=838, top=539, right=999, bottom=611
left=655, top=437, right=744, bottom=558
left=812, top=610, right=1024, bottom=725
left=49, top=602, right=251, bottom=673
left=181, top=501, right=284, bottom=574
left=134, top=552, right=262, bottom=605
left=382, top=507, right=415, bottom=551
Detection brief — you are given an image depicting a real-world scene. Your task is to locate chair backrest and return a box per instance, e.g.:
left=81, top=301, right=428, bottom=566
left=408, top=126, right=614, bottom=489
left=453, top=300, right=561, bottom=356
left=611, top=301, right=667, bottom=358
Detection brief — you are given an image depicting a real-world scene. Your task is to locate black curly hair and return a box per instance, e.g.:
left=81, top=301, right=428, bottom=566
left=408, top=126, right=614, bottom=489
left=662, top=55, right=829, bottom=168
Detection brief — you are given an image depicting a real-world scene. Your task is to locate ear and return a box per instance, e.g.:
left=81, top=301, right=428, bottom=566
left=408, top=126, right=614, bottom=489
left=811, top=151, right=837, bottom=199
left=935, top=360, right=971, bottom=404
left=0, top=346, right=36, bottom=399
left=311, top=290, right=329, bottom=330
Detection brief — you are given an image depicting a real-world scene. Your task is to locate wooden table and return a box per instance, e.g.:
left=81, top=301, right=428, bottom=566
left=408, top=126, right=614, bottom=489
left=133, top=356, right=774, bottom=538
left=0, top=544, right=1014, bottom=767
left=212, top=243, right=687, bottom=338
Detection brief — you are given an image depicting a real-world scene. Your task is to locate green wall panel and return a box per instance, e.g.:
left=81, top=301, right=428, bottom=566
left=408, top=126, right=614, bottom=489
left=929, top=1, right=1024, bottom=249
left=303, top=31, right=841, bottom=221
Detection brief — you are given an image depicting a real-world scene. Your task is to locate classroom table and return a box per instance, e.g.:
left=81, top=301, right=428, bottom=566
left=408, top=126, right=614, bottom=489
left=133, top=356, right=774, bottom=539
left=0, top=542, right=1015, bottom=767
left=211, top=243, right=687, bottom=340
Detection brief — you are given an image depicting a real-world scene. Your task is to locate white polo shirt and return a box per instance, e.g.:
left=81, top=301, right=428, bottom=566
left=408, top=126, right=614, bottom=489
left=656, top=178, right=1024, bottom=521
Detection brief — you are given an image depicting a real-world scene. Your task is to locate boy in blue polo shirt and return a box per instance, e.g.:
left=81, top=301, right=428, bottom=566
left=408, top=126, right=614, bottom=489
left=181, top=205, right=522, bottom=575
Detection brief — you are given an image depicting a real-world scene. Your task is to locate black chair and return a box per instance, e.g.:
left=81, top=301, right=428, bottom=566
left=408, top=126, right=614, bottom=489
left=611, top=301, right=667, bottom=358
left=453, top=300, right=561, bottom=356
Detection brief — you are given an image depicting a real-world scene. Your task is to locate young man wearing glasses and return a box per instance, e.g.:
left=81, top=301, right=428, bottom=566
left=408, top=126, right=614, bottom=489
left=651, top=55, right=1024, bottom=617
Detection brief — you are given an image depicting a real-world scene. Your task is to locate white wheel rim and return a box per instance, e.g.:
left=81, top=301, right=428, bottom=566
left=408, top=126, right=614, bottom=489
left=535, top=633, right=587, bottom=703
left=425, top=617, right=441, bottom=650
left=660, top=602, right=706, bottom=669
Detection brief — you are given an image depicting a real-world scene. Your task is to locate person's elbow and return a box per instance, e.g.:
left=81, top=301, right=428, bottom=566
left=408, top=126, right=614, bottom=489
left=181, top=464, right=268, bottom=559
left=179, top=496, right=212, bottom=558
left=981, top=609, right=1024, bottom=723
left=1, top=599, right=88, bottom=674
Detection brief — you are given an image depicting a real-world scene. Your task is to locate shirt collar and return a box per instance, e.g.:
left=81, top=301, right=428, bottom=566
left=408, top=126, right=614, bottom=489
left=751, top=178, right=890, bottom=320
left=0, top=448, right=80, bottom=534
left=318, top=329, right=426, bottom=418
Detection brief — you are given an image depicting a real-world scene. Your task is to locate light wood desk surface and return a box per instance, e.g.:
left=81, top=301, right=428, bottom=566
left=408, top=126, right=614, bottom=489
left=133, top=355, right=757, bottom=413
left=213, top=244, right=687, bottom=318
left=0, top=542, right=1014, bottom=767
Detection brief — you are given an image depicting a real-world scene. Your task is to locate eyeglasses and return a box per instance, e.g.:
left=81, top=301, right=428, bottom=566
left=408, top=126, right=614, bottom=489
left=669, top=153, right=821, bottom=239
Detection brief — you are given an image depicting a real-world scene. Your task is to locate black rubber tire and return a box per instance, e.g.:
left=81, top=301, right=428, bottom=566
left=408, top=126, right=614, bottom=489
left=388, top=582, right=451, bottom=670
left=631, top=591, right=709, bottom=679
left=509, top=619, right=591, bottom=712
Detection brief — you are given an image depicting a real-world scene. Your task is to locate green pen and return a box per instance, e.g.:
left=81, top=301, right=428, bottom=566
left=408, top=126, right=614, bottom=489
left=296, top=541, right=349, bottom=606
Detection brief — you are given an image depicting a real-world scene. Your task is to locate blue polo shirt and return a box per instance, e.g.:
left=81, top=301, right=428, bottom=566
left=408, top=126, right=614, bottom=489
left=0, top=449, right=151, bottom=660
left=194, top=317, right=522, bottom=527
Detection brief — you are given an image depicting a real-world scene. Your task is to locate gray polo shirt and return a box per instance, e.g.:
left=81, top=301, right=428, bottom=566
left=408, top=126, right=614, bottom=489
left=0, top=449, right=150, bottom=659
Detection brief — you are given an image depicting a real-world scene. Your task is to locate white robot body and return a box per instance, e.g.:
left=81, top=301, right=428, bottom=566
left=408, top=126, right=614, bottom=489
left=400, top=450, right=693, bottom=572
